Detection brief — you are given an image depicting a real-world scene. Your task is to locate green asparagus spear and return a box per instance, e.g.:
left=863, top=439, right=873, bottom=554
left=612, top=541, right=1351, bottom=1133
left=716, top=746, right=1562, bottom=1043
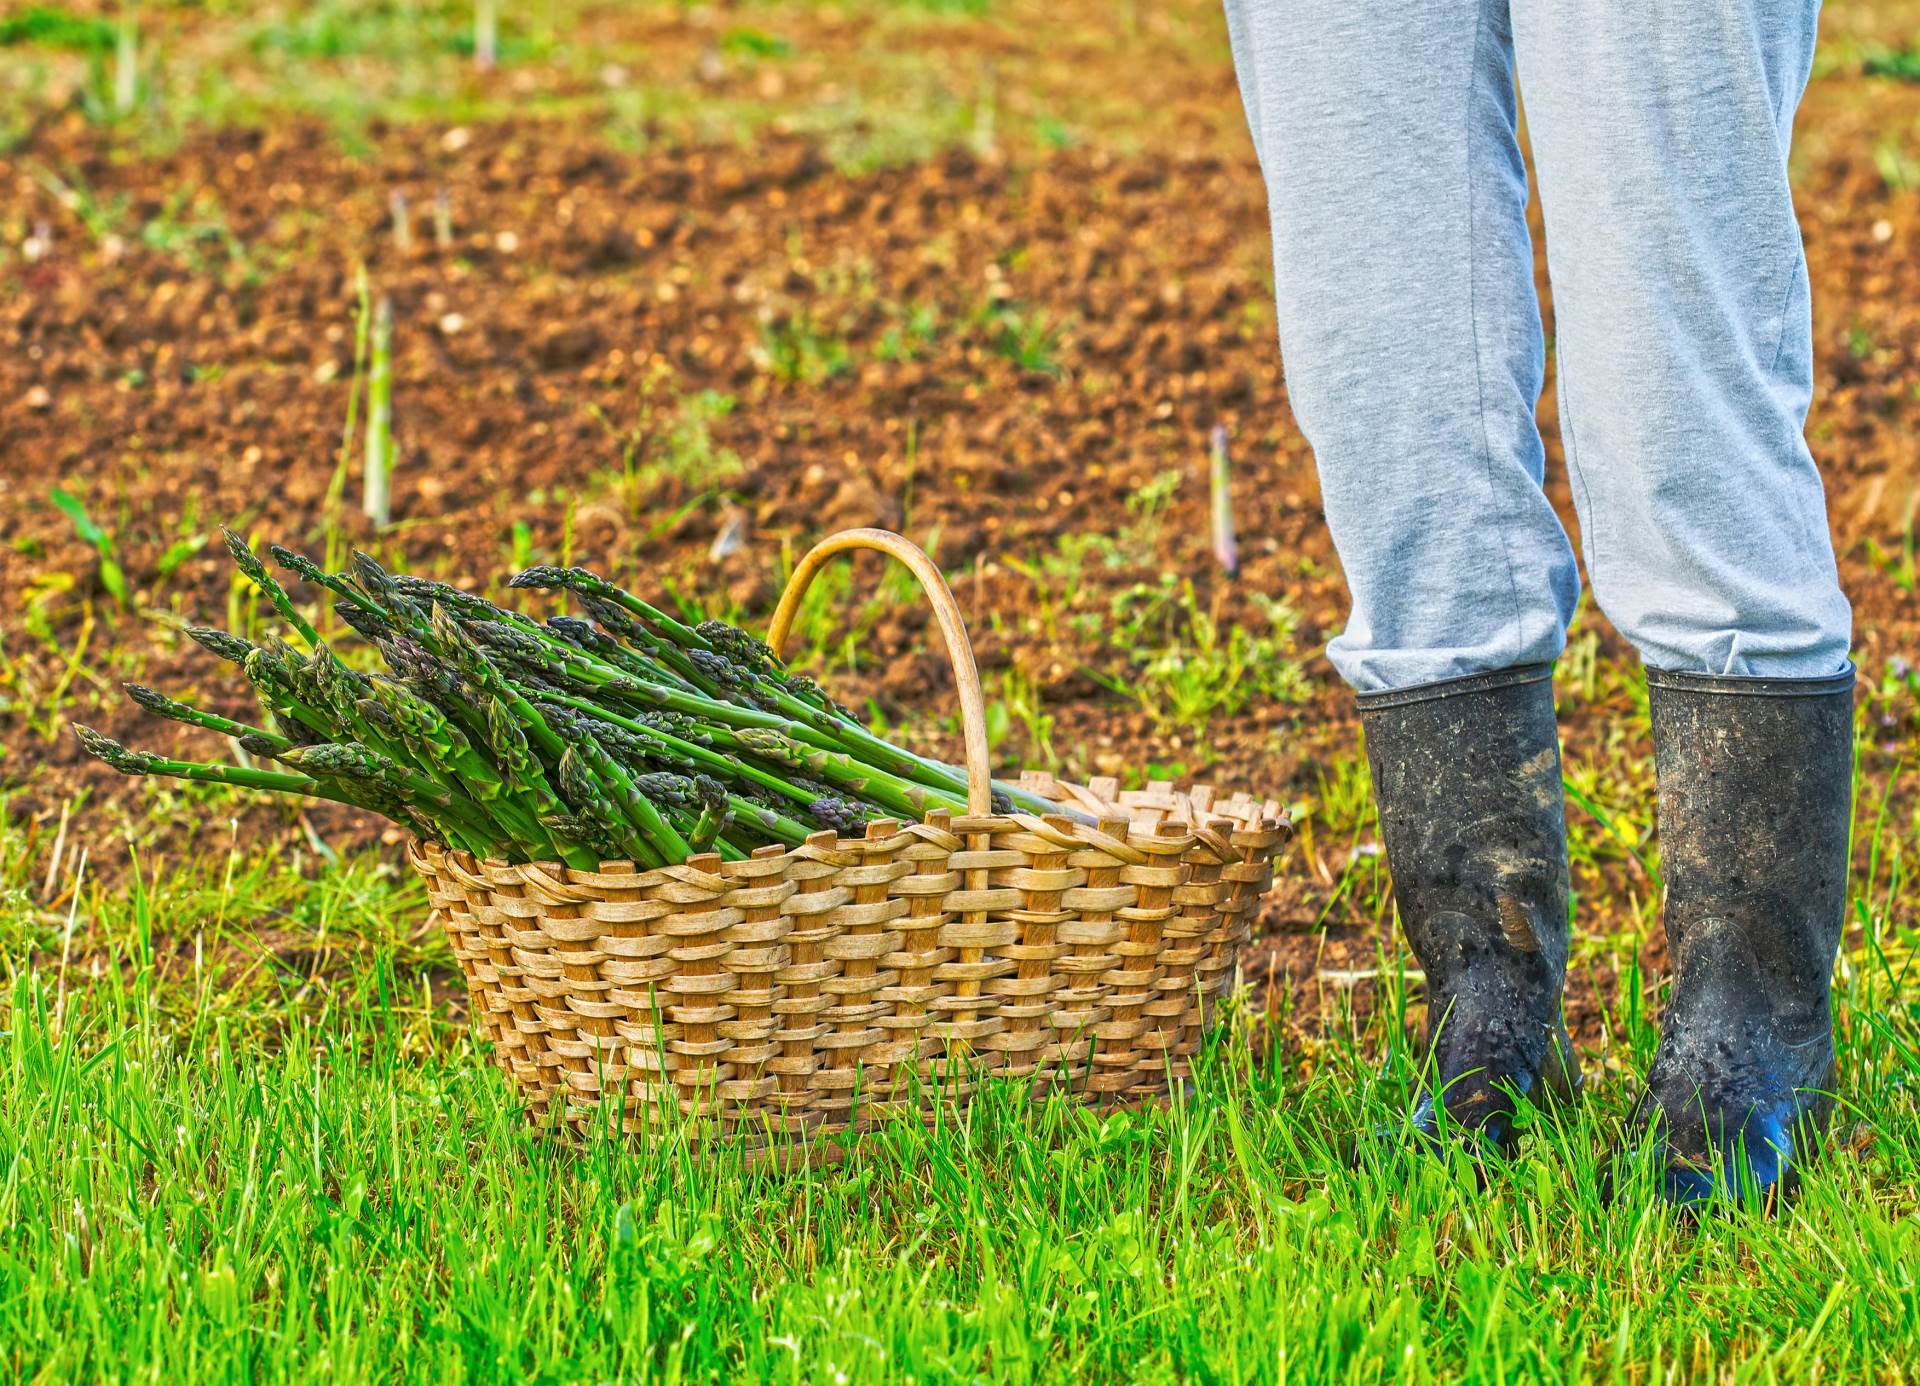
left=124, top=683, right=293, bottom=751
left=223, top=529, right=321, bottom=648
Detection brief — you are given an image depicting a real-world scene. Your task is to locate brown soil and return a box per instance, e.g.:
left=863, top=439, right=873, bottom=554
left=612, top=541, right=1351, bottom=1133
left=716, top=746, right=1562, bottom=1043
left=4, top=4, right=1917, bottom=1050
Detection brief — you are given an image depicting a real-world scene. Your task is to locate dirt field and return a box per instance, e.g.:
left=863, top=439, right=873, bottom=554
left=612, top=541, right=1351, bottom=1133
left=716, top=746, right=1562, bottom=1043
left=4, top=0, right=1917, bottom=1047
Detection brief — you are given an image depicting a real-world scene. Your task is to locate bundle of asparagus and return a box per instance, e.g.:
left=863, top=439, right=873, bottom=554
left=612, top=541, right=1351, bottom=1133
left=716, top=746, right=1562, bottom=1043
left=73, top=532, right=1068, bottom=868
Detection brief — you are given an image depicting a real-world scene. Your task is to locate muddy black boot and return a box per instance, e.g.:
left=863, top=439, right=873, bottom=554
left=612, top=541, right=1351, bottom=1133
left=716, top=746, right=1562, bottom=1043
left=1637, top=666, right=1856, bottom=1207
left=1359, top=664, right=1580, bottom=1152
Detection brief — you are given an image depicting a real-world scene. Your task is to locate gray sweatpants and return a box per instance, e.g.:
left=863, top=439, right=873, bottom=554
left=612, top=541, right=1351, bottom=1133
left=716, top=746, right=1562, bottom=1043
left=1224, top=0, right=1853, bottom=692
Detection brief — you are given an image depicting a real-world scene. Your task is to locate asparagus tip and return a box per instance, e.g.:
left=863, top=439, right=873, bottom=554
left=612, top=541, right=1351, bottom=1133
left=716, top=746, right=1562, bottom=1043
left=278, top=741, right=382, bottom=781
left=336, top=601, right=391, bottom=641
left=810, top=795, right=871, bottom=836
left=350, top=550, right=392, bottom=588
left=428, top=601, right=464, bottom=653
left=507, top=565, right=571, bottom=590
left=187, top=625, right=256, bottom=665
left=73, top=724, right=146, bottom=773
left=221, top=526, right=263, bottom=573
left=124, top=682, right=169, bottom=713
left=266, top=544, right=343, bottom=595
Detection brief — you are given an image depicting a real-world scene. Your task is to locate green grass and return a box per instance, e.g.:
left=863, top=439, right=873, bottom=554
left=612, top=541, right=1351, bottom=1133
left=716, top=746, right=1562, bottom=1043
left=758, top=311, right=853, bottom=386
left=985, top=303, right=1068, bottom=377
left=3, top=770, right=1918, bottom=1381
left=0, top=0, right=1083, bottom=162
left=1864, top=45, right=1920, bottom=82
left=0, top=6, right=114, bottom=53
left=1000, top=471, right=1316, bottom=751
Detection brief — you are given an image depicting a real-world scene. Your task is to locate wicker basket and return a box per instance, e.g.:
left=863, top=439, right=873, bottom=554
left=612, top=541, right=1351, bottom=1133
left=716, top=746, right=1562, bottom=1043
left=410, top=528, right=1290, bottom=1146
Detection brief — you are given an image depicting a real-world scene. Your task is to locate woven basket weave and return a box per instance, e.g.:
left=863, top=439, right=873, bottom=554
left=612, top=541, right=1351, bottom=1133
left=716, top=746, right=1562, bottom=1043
left=410, top=529, right=1290, bottom=1145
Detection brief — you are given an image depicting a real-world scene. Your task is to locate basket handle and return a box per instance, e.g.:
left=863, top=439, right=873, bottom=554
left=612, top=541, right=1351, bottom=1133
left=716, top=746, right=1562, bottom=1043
left=767, top=527, right=994, bottom=817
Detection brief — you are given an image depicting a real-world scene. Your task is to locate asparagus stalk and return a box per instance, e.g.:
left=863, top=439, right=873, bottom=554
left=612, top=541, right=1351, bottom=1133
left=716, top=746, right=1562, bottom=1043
left=555, top=747, right=658, bottom=867
left=223, top=529, right=321, bottom=648
left=124, top=683, right=292, bottom=751
left=77, top=726, right=373, bottom=814
left=186, top=625, right=257, bottom=665
left=428, top=603, right=568, bottom=762
left=85, top=537, right=1089, bottom=868
left=512, top=562, right=1064, bottom=815
left=240, top=648, right=335, bottom=740
left=554, top=724, right=692, bottom=864
left=268, top=545, right=381, bottom=615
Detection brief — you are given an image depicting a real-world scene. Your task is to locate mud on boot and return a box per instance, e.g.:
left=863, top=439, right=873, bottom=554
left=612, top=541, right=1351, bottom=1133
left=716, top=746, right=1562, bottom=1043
left=1631, top=665, right=1856, bottom=1208
left=1359, top=665, right=1581, bottom=1154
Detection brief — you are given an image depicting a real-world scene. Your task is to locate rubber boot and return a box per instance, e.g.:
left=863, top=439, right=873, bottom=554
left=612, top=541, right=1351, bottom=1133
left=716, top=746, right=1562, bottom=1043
left=1637, top=665, right=1856, bottom=1207
left=1359, top=664, right=1580, bottom=1152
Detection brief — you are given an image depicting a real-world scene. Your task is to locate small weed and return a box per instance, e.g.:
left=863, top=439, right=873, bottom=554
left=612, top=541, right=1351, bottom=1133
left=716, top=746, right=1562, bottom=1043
left=250, top=3, right=542, bottom=65
left=1006, top=467, right=1310, bottom=742
left=720, top=27, right=792, bottom=59
left=1860, top=489, right=1919, bottom=595
left=1558, top=616, right=1604, bottom=706
left=1300, top=749, right=1392, bottom=929
left=1126, top=467, right=1184, bottom=540
left=1562, top=751, right=1662, bottom=892
left=34, top=166, right=251, bottom=279
left=1864, top=47, right=1920, bottom=83
left=587, top=369, right=744, bottom=519
left=153, top=508, right=208, bottom=581
left=894, top=0, right=991, bottom=14
left=32, top=164, right=122, bottom=243
left=47, top=487, right=128, bottom=609
left=758, top=311, right=852, bottom=385
left=656, top=390, right=744, bottom=491
left=1863, top=534, right=1917, bottom=594
left=985, top=303, right=1066, bottom=376
left=250, top=5, right=396, bottom=60
left=1035, top=115, right=1073, bottom=150
left=13, top=570, right=75, bottom=649
left=142, top=186, right=252, bottom=279
left=875, top=303, right=942, bottom=363
left=446, top=22, right=540, bottom=65
left=1314, top=750, right=1376, bottom=838
left=1121, top=760, right=1191, bottom=789
left=1872, top=135, right=1919, bottom=192
left=997, top=667, right=1057, bottom=770
left=1003, top=470, right=1183, bottom=640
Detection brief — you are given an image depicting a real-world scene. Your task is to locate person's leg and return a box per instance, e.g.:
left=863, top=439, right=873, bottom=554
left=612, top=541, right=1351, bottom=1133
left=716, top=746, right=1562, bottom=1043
left=1511, top=0, right=1855, bottom=1203
left=1511, top=0, right=1850, bottom=678
left=1225, top=0, right=1580, bottom=1147
left=1224, top=0, right=1580, bottom=694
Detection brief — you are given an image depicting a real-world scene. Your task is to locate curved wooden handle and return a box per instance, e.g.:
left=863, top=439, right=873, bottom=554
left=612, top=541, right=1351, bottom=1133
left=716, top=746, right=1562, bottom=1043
left=768, top=528, right=993, bottom=816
